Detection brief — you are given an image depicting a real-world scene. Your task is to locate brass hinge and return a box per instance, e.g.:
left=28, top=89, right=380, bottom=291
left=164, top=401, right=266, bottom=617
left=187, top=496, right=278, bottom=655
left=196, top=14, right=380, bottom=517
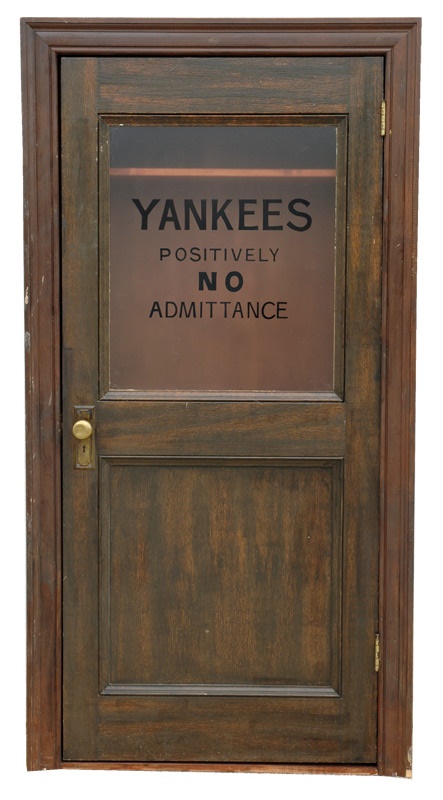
left=381, top=100, right=387, bottom=137
left=375, top=634, right=380, bottom=672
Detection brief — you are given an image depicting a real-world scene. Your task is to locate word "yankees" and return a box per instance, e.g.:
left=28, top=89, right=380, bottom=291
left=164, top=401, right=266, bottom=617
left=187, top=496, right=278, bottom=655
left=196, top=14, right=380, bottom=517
left=132, top=198, right=312, bottom=232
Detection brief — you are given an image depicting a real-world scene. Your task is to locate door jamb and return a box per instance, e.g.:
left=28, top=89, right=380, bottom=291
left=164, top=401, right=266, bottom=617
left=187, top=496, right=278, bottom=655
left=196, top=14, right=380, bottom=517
left=21, top=17, right=420, bottom=776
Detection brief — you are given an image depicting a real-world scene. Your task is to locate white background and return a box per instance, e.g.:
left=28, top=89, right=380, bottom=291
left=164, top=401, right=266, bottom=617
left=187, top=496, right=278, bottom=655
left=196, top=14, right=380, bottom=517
left=1, top=1, right=441, bottom=798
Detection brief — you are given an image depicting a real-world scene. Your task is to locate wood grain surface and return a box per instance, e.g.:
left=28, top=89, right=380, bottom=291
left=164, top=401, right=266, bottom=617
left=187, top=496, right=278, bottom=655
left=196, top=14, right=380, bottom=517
left=61, top=52, right=381, bottom=765
left=21, top=18, right=420, bottom=776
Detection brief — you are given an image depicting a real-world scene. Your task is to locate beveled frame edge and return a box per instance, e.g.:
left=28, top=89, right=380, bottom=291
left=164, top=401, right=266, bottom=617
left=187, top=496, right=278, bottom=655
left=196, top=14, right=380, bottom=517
left=21, top=17, right=421, bottom=776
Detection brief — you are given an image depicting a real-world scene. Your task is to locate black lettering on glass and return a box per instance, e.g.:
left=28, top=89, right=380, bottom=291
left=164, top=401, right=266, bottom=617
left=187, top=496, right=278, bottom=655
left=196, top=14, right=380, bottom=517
left=132, top=198, right=160, bottom=230
left=159, top=199, right=182, bottom=230
left=199, top=272, right=217, bottom=291
left=287, top=198, right=312, bottom=231
left=225, top=271, right=243, bottom=292
left=263, top=199, right=283, bottom=230
left=238, top=199, right=258, bottom=230
left=211, top=199, right=233, bottom=230
left=184, top=199, right=207, bottom=230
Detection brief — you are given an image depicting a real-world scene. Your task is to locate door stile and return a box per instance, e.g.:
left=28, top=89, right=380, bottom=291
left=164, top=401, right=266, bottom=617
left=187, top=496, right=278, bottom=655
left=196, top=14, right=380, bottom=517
left=341, top=57, right=384, bottom=757
left=61, top=57, right=101, bottom=760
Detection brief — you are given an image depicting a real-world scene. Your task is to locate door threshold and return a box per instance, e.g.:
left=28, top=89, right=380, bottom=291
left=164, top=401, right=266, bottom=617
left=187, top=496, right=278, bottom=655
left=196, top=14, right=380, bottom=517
left=62, top=761, right=378, bottom=775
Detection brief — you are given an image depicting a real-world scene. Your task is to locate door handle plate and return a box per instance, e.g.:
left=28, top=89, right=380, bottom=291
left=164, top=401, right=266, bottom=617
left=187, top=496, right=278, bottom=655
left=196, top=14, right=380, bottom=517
left=73, top=406, right=94, bottom=469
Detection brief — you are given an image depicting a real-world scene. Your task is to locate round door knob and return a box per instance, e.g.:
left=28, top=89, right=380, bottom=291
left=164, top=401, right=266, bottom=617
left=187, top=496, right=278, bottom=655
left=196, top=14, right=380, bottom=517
left=72, top=419, right=93, bottom=440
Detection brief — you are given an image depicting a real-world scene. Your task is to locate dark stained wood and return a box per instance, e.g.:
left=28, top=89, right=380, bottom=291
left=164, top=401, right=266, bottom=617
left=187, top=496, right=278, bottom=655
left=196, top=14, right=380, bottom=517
left=93, top=696, right=362, bottom=763
left=61, top=56, right=100, bottom=762
left=97, top=56, right=350, bottom=114
left=27, top=17, right=418, bottom=56
left=21, top=20, right=62, bottom=772
left=97, top=403, right=346, bottom=456
left=21, top=18, right=420, bottom=776
left=99, top=458, right=342, bottom=695
left=61, top=52, right=380, bottom=766
left=378, top=22, right=420, bottom=778
left=340, top=57, right=383, bottom=758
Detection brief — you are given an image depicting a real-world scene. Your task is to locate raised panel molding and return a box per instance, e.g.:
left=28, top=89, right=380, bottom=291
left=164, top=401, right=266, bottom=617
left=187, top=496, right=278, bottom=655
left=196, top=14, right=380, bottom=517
left=99, top=457, right=343, bottom=698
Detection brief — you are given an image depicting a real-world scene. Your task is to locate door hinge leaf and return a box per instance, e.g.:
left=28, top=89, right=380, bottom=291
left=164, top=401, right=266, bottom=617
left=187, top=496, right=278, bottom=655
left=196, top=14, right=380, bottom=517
left=381, top=100, right=387, bottom=137
left=375, top=633, right=380, bottom=672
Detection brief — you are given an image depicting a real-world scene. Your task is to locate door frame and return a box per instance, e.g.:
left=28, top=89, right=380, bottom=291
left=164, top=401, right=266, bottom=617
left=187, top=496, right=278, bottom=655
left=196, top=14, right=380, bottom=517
left=21, top=17, right=420, bottom=776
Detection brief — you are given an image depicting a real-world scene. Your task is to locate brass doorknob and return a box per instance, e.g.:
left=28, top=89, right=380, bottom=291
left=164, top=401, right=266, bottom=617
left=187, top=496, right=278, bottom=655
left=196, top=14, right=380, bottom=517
left=72, top=419, right=93, bottom=440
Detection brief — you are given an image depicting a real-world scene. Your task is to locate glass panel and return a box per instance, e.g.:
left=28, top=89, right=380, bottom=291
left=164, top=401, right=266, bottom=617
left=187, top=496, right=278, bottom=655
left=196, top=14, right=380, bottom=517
left=108, top=122, right=340, bottom=394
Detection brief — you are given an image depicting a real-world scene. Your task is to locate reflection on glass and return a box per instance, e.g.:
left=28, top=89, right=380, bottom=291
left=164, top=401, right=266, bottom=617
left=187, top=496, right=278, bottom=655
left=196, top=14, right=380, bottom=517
left=108, top=125, right=338, bottom=393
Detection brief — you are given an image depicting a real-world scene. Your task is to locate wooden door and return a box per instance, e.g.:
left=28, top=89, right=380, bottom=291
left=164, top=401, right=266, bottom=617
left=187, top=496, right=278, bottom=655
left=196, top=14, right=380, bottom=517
left=61, top=55, right=383, bottom=765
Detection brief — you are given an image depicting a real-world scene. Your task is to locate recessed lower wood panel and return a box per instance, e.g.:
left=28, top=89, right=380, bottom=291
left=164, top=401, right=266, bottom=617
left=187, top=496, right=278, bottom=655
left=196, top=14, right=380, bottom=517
left=100, top=458, right=342, bottom=696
